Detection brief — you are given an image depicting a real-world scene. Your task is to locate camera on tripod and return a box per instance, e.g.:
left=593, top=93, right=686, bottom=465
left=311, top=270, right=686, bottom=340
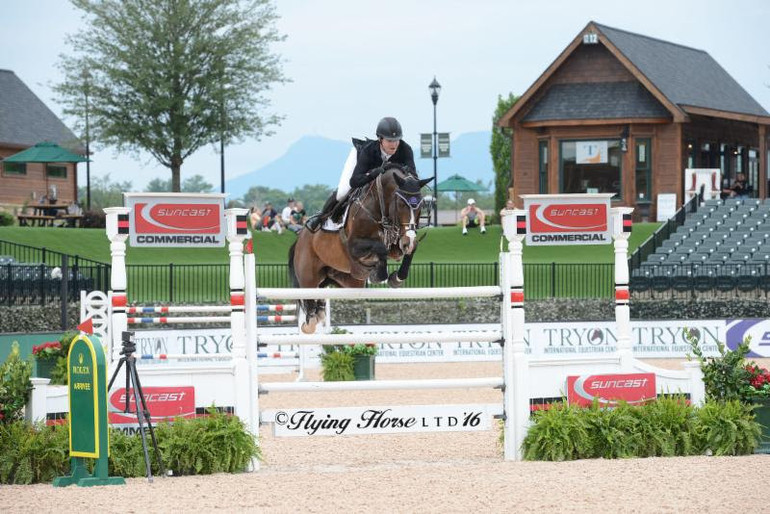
left=120, top=330, right=137, bottom=356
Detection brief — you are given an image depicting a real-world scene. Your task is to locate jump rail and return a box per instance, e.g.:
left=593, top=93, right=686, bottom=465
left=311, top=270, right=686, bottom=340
left=256, top=286, right=502, bottom=300
left=260, top=377, right=505, bottom=393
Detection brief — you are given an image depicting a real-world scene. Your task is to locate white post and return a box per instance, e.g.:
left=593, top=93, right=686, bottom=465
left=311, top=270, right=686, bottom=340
left=25, top=377, right=50, bottom=423
left=243, top=251, right=260, bottom=471
left=501, top=209, right=528, bottom=461
left=684, top=361, right=706, bottom=405
left=612, top=207, right=634, bottom=371
left=224, top=208, right=252, bottom=447
left=104, top=207, right=130, bottom=366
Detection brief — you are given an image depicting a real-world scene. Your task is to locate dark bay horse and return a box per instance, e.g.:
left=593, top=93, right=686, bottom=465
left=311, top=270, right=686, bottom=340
left=289, top=165, right=431, bottom=333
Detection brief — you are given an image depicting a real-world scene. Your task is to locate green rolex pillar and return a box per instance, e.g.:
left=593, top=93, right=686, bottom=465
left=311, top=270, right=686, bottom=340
left=53, top=334, right=125, bottom=487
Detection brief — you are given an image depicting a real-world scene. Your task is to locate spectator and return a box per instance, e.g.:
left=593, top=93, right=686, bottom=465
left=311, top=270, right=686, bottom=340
left=280, top=198, right=295, bottom=226
left=288, top=201, right=306, bottom=233
left=261, top=201, right=283, bottom=234
left=499, top=199, right=515, bottom=217
left=460, top=198, right=486, bottom=235
left=249, top=206, right=262, bottom=230
left=723, top=172, right=749, bottom=199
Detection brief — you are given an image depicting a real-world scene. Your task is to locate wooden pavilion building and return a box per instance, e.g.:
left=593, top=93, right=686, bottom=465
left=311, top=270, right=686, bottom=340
left=0, top=69, right=82, bottom=211
left=499, top=22, right=770, bottom=220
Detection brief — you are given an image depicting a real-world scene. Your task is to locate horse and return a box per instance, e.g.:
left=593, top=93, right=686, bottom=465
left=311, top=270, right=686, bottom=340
left=288, top=164, right=432, bottom=333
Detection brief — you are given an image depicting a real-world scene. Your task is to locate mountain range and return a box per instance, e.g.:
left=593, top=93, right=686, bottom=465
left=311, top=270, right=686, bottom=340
left=225, top=130, right=494, bottom=198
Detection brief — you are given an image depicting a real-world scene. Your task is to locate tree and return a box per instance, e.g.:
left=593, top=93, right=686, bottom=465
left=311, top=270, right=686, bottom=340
left=490, top=93, right=520, bottom=213
left=290, top=184, right=334, bottom=213
left=146, top=174, right=214, bottom=193
left=55, top=0, right=288, bottom=191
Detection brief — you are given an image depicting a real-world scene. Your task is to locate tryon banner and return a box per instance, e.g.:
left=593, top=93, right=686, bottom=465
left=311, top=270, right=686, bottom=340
left=521, top=194, right=613, bottom=245
left=567, top=373, right=656, bottom=407
left=124, top=193, right=226, bottom=247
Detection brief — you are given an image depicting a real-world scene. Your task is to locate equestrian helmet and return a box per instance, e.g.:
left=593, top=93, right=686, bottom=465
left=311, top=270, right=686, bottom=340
left=376, top=117, right=403, bottom=141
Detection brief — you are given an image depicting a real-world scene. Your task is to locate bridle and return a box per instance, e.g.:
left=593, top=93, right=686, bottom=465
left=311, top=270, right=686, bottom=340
left=350, top=171, right=423, bottom=252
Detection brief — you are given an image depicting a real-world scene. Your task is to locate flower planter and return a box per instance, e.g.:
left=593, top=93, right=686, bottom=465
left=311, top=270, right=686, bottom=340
left=353, top=354, right=375, bottom=381
left=35, top=358, right=57, bottom=379
left=753, top=399, right=770, bottom=454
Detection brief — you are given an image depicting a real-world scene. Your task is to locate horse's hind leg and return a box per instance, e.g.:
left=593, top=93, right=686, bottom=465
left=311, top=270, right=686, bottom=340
left=300, top=299, right=320, bottom=334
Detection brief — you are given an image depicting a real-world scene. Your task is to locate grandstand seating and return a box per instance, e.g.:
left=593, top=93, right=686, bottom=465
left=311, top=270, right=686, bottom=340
left=633, top=198, right=770, bottom=293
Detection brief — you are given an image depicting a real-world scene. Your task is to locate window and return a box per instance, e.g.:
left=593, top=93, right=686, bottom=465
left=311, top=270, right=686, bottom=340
left=635, top=139, right=651, bottom=203
left=538, top=140, right=548, bottom=193
left=559, top=139, right=622, bottom=198
left=46, top=164, right=67, bottom=178
left=3, top=162, right=26, bottom=175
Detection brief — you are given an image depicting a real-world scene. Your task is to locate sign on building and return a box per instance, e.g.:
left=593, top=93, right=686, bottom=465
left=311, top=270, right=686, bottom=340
left=576, top=141, right=608, bottom=164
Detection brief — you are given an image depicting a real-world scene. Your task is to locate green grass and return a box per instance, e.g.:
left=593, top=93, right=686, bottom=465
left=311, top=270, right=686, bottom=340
left=0, top=223, right=661, bottom=265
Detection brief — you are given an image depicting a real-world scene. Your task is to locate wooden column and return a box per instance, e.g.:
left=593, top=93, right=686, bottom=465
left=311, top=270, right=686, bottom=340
left=759, top=124, right=767, bottom=200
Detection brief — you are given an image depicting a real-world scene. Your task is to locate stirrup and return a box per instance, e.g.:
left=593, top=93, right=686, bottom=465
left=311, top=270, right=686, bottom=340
left=305, top=215, right=323, bottom=233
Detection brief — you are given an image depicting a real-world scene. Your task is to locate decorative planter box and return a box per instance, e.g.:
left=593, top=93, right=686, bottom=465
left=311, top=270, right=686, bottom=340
left=35, top=358, right=57, bottom=379
left=353, top=355, right=375, bottom=381
left=753, top=399, right=770, bottom=454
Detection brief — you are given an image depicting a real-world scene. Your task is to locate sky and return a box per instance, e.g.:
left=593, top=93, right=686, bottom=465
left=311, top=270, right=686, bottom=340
left=3, top=0, right=770, bottom=195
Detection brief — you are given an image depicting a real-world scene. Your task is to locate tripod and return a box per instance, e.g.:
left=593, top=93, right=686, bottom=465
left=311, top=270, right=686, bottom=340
left=108, top=330, right=165, bottom=482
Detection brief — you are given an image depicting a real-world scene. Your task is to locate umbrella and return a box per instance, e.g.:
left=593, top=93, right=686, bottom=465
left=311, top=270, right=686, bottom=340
left=436, top=174, right=487, bottom=193
left=435, top=174, right=488, bottom=222
left=4, top=141, right=87, bottom=163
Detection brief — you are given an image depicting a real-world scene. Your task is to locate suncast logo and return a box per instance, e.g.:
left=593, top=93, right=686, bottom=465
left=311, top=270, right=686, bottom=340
left=567, top=373, right=656, bottom=407
left=529, top=203, right=608, bottom=233
left=134, top=202, right=221, bottom=234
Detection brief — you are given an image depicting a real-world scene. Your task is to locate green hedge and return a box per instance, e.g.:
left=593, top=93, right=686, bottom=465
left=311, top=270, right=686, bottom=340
left=521, top=397, right=760, bottom=461
left=0, top=409, right=261, bottom=484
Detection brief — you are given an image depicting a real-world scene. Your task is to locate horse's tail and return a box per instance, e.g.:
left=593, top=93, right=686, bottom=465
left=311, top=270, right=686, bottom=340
left=287, top=240, right=299, bottom=288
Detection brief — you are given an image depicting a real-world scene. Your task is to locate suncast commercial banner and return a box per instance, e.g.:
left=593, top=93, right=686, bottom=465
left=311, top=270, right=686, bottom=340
left=521, top=194, right=613, bottom=245
left=124, top=193, right=227, bottom=247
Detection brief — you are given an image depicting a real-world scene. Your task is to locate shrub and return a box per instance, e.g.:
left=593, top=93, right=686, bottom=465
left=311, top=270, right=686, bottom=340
left=80, top=209, right=106, bottom=228
left=521, top=398, right=758, bottom=460
left=0, top=343, right=32, bottom=424
left=693, top=400, right=759, bottom=455
left=521, top=402, right=591, bottom=461
left=0, top=409, right=261, bottom=483
left=319, top=327, right=377, bottom=381
left=155, top=408, right=260, bottom=475
left=0, top=211, right=14, bottom=227
left=686, top=331, right=754, bottom=403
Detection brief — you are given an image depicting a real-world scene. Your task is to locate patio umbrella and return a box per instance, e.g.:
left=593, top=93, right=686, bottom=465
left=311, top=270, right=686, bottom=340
left=436, top=174, right=488, bottom=221
left=4, top=141, right=87, bottom=163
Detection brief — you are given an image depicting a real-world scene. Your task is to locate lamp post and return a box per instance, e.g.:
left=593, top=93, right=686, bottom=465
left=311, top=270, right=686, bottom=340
left=82, top=69, right=92, bottom=211
left=429, top=76, right=441, bottom=227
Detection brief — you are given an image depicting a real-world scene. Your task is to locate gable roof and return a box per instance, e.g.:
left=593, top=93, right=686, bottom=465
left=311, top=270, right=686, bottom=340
left=523, top=82, right=671, bottom=122
left=501, top=22, right=769, bottom=126
left=594, top=23, right=768, bottom=118
left=0, top=69, right=81, bottom=150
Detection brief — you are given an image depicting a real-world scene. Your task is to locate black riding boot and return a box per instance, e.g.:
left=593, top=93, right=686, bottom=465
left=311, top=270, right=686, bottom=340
left=306, top=193, right=338, bottom=232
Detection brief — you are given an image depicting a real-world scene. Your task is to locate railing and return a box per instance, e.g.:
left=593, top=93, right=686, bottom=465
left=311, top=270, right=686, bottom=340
left=628, top=190, right=703, bottom=271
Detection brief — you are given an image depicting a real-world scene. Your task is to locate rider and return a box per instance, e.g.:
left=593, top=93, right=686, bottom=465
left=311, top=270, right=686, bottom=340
left=306, top=116, right=417, bottom=232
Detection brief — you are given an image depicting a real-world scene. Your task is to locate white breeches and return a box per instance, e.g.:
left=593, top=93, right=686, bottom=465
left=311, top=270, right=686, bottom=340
left=336, top=148, right=358, bottom=201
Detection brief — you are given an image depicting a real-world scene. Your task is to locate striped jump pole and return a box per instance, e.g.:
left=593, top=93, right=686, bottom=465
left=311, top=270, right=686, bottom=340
left=256, top=304, right=296, bottom=312
left=127, top=305, right=232, bottom=314
left=257, top=315, right=297, bottom=323
left=257, top=352, right=299, bottom=359
left=127, top=316, right=230, bottom=324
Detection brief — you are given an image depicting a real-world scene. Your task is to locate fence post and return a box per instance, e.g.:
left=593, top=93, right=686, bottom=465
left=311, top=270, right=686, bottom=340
left=61, top=254, right=69, bottom=331
left=430, top=262, right=435, bottom=288
left=169, top=262, right=174, bottom=303
left=550, top=262, right=556, bottom=297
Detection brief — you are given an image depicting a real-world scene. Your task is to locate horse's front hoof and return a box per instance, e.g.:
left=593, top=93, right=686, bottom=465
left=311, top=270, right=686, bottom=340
left=387, top=272, right=404, bottom=288
left=301, top=320, right=317, bottom=334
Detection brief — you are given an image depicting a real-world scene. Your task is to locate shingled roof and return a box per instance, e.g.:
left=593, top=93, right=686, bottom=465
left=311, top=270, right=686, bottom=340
left=594, top=23, right=768, bottom=117
left=524, top=82, right=671, bottom=122
left=0, top=69, right=81, bottom=150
